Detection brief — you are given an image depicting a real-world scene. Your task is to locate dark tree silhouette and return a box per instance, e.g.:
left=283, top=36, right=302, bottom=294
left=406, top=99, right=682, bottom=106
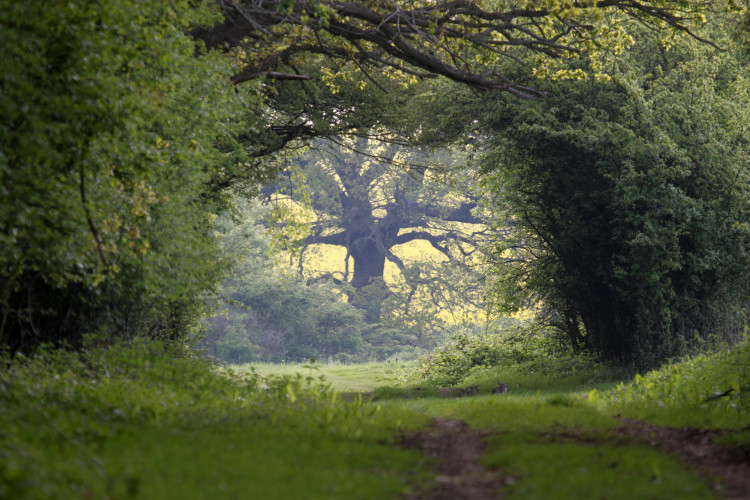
left=266, top=137, right=487, bottom=322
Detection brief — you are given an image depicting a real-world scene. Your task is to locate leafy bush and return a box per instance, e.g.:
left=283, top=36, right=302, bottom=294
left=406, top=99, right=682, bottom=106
left=589, top=336, right=750, bottom=428
left=480, top=32, right=750, bottom=368
left=416, top=328, right=505, bottom=386
left=414, top=318, right=623, bottom=388
left=215, top=315, right=263, bottom=363
left=210, top=279, right=367, bottom=362
left=417, top=320, right=564, bottom=385
left=0, top=1, right=260, bottom=352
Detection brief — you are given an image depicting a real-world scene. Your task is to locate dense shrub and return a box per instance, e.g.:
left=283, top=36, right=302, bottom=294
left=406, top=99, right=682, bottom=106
left=416, top=320, right=571, bottom=385
left=0, top=1, right=258, bottom=352
left=204, top=279, right=368, bottom=362
left=481, top=34, right=750, bottom=368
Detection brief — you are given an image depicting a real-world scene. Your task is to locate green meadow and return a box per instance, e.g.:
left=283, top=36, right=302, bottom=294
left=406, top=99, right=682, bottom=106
left=3, top=339, right=748, bottom=499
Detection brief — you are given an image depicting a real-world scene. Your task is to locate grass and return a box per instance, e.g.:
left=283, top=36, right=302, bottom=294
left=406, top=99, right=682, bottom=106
left=99, top=422, right=428, bottom=500
left=388, top=394, right=618, bottom=432
left=588, top=340, right=750, bottom=429
left=457, top=362, right=624, bottom=396
left=359, top=339, right=750, bottom=500
left=0, top=342, right=431, bottom=499
left=3, top=338, right=748, bottom=499
left=236, top=360, right=415, bottom=393
left=481, top=435, right=714, bottom=500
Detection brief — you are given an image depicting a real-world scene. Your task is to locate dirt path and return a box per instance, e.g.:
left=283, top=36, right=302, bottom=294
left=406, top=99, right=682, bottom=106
left=616, top=418, right=750, bottom=500
left=403, top=418, right=509, bottom=500
left=403, top=416, right=750, bottom=500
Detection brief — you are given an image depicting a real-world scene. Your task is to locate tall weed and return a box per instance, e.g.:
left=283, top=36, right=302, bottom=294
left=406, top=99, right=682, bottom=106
left=589, top=338, right=750, bottom=428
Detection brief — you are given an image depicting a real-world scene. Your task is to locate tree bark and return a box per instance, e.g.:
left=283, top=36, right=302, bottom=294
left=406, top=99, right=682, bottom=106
left=348, top=237, right=389, bottom=322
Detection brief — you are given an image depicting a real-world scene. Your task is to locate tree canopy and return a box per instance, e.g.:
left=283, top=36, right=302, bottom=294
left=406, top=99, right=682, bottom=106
left=197, top=0, right=723, bottom=96
left=0, top=1, right=258, bottom=351
left=478, top=22, right=750, bottom=366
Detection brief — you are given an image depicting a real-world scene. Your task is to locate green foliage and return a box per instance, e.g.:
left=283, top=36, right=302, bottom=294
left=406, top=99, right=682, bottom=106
left=0, top=340, right=431, bottom=499
left=0, top=1, right=261, bottom=351
left=200, top=200, right=379, bottom=362
left=215, top=278, right=367, bottom=361
left=589, top=337, right=750, bottom=428
left=480, top=28, right=750, bottom=367
left=214, top=314, right=263, bottom=363
left=415, top=320, right=590, bottom=386
left=415, top=327, right=508, bottom=386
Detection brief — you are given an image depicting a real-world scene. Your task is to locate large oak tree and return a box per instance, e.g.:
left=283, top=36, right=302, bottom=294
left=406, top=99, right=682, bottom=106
left=266, top=137, right=488, bottom=325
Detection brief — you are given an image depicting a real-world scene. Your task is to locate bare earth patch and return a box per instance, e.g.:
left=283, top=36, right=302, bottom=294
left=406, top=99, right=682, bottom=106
left=403, top=416, right=750, bottom=500
left=615, top=418, right=750, bottom=500
left=403, top=418, right=509, bottom=500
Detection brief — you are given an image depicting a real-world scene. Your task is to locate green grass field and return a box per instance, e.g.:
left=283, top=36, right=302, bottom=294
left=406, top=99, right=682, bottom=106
left=2, top=340, right=747, bottom=499
left=235, top=360, right=413, bottom=392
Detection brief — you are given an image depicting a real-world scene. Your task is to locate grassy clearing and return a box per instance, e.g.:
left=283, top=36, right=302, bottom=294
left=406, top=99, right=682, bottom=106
left=0, top=342, right=431, bottom=499
left=3, top=338, right=748, bottom=499
left=236, top=360, right=415, bottom=393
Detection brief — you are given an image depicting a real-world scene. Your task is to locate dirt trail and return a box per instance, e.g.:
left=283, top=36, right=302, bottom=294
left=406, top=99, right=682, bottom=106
left=616, top=418, right=750, bottom=500
left=403, top=418, right=509, bottom=500
left=403, top=416, right=750, bottom=500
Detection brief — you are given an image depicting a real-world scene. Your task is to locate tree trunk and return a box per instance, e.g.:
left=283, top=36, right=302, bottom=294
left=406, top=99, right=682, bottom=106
left=349, top=237, right=389, bottom=323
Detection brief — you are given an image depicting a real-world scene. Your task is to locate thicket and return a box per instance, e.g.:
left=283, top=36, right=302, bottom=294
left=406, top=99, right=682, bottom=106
left=0, top=1, right=267, bottom=353
left=479, top=28, right=750, bottom=368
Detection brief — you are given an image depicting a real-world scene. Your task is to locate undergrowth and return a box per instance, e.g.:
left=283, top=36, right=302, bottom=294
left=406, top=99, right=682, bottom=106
left=589, top=338, right=750, bottom=428
left=0, top=340, right=430, bottom=499
left=411, top=324, right=626, bottom=393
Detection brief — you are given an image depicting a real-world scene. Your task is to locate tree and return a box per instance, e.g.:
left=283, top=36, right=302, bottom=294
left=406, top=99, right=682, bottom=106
left=0, top=1, right=260, bottom=352
left=185, top=1, right=739, bottom=183
left=264, top=137, right=488, bottom=334
left=479, top=26, right=750, bottom=366
left=200, top=199, right=391, bottom=362
left=197, top=0, right=723, bottom=97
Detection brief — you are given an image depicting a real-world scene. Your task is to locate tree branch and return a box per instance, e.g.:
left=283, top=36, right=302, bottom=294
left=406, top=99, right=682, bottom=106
left=196, top=0, right=719, bottom=98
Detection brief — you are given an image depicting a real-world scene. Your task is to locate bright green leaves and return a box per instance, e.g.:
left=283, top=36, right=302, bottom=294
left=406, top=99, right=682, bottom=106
left=479, top=27, right=750, bottom=366
left=0, top=0, right=257, bottom=350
